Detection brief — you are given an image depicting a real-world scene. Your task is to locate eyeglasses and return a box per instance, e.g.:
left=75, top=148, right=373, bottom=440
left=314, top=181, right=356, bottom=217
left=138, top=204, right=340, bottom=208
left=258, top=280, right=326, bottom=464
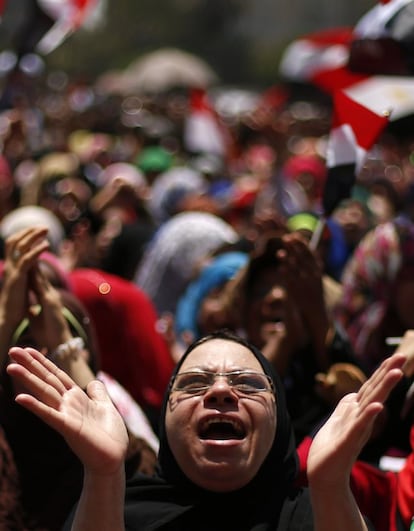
left=170, top=370, right=274, bottom=396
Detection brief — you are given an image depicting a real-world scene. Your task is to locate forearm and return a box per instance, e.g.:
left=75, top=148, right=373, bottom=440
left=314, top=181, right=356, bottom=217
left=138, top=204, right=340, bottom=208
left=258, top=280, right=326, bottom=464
left=0, top=311, right=20, bottom=368
left=57, top=354, right=96, bottom=389
left=49, top=338, right=96, bottom=389
left=72, top=467, right=126, bottom=531
left=310, top=483, right=369, bottom=531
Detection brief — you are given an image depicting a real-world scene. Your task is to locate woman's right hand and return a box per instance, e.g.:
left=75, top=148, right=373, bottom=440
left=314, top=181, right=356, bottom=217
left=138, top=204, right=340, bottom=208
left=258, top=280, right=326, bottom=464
left=7, top=346, right=129, bottom=475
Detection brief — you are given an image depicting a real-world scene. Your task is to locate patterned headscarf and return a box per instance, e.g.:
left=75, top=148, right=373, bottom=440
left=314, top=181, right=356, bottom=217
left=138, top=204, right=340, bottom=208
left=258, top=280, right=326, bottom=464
left=335, top=215, right=414, bottom=372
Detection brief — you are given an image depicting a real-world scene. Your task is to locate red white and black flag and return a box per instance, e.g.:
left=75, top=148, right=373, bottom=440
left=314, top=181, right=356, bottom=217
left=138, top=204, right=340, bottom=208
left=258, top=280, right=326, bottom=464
left=279, top=0, right=414, bottom=91
left=0, top=0, right=100, bottom=57
left=353, top=0, right=414, bottom=40
left=279, top=0, right=414, bottom=216
left=322, top=87, right=391, bottom=215
left=278, top=26, right=366, bottom=94
left=36, top=0, right=100, bottom=54
left=349, top=0, right=414, bottom=75
left=183, top=87, right=234, bottom=160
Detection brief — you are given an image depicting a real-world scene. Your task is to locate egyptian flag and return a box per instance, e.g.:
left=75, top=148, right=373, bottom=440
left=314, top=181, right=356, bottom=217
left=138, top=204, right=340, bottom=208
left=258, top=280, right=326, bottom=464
left=36, top=0, right=99, bottom=55
left=8, top=0, right=56, bottom=57
left=183, top=87, right=234, bottom=161
left=349, top=0, right=414, bottom=75
left=279, top=0, right=414, bottom=93
left=322, top=87, right=390, bottom=216
left=353, top=0, right=414, bottom=40
left=278, top=27, right=368, bottom=94
left=0, top=0, right=99, bottom=57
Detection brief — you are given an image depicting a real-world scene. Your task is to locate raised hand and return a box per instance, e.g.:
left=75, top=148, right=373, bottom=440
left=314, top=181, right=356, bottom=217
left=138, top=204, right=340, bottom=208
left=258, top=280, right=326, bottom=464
left=7, top=347, right=129, bottom=476
left=307, top=352, right=406, bottom=488
left=0, top=227, right=50, bottom=344
left=306, top=352, right=406, bottom=531
left=278, top=232, right=331, bottom=369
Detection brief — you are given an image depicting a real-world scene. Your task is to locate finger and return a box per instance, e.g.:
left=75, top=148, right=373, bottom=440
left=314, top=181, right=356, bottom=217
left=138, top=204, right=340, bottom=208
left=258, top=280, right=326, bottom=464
left=5, top=227, right=41, bottom=248
left=6, top=227, right=49, bottom=254
left=29, top=265, right=53, bottom=295
left=357, top=353, right=406, bottom=408
left=22, top=239, right=50, bottom=262
left=13, top=392, right=72, bottom=435
left=8, top=347, right=74, bottom=393
left=86, top=379, right=112, bottom=403
left=7, top=363, right=66, bottom=410
left=358, top=368, right=403, bottom=410
left=331, top=394, right=383, bottom=449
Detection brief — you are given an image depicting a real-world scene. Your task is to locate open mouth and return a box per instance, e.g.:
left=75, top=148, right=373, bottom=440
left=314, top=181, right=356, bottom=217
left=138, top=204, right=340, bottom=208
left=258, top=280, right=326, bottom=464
left=199, top=416, right=246, bottom=440
left=261, top=316, right=284, bottom=329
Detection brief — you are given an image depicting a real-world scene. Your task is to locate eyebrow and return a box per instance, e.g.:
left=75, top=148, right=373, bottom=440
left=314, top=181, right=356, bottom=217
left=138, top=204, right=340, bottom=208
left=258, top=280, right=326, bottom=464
left=179, top=366, right=262, bottom=373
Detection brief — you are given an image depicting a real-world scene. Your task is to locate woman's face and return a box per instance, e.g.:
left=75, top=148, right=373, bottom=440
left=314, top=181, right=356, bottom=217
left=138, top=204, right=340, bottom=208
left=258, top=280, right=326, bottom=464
left=243, top=266, right=308, bottom=351
left=165, top=338, right=276, bottom=492
left=332, top=200, right=370, bottom=247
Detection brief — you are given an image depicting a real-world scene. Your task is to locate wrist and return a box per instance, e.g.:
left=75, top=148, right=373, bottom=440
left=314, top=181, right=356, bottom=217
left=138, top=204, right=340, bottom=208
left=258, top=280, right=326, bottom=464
left=49, top=337, right=85, bottom=364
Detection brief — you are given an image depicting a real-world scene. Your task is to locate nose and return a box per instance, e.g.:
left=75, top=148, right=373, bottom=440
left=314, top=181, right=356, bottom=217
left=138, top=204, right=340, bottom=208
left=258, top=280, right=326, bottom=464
left=267, top=285, right=285, bottom=300
left=260, top=285, right=285, bottom=316
left=203, top=376, right=237, bottom=405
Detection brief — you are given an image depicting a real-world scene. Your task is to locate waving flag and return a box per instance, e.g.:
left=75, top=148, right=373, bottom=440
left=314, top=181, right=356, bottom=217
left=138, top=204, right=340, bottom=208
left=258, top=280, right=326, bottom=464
left=349, top=0, right=414, bottom=75
left=279, top=0, right=414, bottom=94
left=353, top=0, right=414, bottom=40
left=278, top=27, right=366, bottom=93
left=36, top=0, right=100, bottom=54
left=0, top=0, right=102, bottom=58
left=323, top=86, right=391, bottom=216
left=183, top=87, right=233, bottom=160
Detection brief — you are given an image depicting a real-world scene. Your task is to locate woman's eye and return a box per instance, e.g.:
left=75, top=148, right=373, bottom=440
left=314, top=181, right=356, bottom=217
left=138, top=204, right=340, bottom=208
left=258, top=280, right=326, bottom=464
left=234, top=374, right=264, bottom=390
left=178, top=374, right=210, bottom=389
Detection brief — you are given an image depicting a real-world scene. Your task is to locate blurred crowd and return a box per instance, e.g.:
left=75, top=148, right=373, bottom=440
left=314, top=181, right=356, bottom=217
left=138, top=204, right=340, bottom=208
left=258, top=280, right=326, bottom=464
left=0, top=63, right=414, bottom=530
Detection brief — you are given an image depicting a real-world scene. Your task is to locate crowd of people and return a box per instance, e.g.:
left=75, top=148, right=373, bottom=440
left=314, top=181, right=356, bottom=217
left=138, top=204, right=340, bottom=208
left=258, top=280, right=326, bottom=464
left=0, top=60, right=414, bottom=530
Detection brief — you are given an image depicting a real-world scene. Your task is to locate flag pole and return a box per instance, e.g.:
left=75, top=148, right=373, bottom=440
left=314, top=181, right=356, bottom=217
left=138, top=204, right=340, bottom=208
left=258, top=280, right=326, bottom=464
left=309, top=215, right=326, bottom=251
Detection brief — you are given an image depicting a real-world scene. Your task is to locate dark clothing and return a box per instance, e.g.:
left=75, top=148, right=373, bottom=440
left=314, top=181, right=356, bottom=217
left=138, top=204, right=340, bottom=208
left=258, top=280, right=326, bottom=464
left=122, top=476, right=314, bottom=531
left=0, top=375, right=83, bottom=531
left=285, top=323, right=362, bottom=445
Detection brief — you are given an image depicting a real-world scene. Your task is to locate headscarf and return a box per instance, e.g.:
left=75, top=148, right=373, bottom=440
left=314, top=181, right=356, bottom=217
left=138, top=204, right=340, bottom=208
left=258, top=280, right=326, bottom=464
left=282, top=154, right=327, bottom=203
left=0, top=206, right=65, bottom=254
left=70, top=268, right=175, bottom=414
left=148, top=166, right=208, bottom=225
left=174, top=251, right=249, bottom=342
left=335, top=215, right=414, bottom=372
left=134, top=212, right=239, bottom=315
left=120, top=331, right=313, bottom=531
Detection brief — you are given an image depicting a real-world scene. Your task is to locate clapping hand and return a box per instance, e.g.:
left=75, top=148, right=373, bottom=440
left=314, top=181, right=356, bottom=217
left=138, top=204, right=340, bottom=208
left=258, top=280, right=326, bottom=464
left=307, top=352, right=406, bottom=489
left=7, top=347, right=129, bottom=476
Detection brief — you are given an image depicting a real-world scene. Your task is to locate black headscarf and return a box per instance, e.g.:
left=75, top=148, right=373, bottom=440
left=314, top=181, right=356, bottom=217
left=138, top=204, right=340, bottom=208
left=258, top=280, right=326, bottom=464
left=122, top=330, right=314, bottom=531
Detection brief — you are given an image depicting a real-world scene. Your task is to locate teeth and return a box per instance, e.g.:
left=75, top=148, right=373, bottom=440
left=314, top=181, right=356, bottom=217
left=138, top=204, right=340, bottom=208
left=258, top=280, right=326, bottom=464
left=207, top=418, right=238, bottom=428
left=202, top=416, right=243, bottom=434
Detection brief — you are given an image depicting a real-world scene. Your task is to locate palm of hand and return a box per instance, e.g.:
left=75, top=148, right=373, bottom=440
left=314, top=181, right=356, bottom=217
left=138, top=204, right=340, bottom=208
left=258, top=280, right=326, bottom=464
left=55, top=382, right=129, bottom=475
left=7, top=347, right=129, bottom=475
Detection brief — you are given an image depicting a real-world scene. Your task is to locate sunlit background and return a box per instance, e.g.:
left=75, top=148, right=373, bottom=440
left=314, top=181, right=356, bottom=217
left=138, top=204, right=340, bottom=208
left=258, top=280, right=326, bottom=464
left=0, top=0, right=374, bottom=86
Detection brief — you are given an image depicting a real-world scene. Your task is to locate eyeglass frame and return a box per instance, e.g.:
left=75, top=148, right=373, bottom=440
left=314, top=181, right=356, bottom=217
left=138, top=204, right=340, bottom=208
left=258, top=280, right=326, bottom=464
left=169, top=369, right=275, bottom=396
